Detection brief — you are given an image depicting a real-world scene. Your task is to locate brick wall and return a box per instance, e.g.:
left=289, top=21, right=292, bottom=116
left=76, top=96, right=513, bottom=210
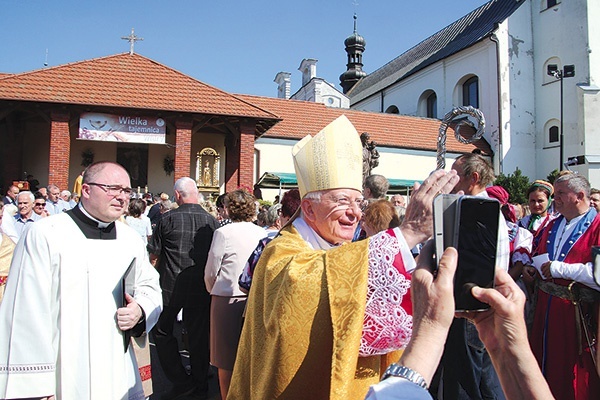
left=49, top=112, right=70, bottom=190
left=225, top=132, right=240, bottom=192
left=174, top=120, right=192, bottom=182
left=238, top=121, right=255, bottom=190
left=225, top=121, right=255, bottom=192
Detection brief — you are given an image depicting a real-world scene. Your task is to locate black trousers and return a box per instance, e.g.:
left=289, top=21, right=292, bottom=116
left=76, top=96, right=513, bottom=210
left=435, top=318, right=505, bottom=400
left=154, top=304, right=210, bottom=392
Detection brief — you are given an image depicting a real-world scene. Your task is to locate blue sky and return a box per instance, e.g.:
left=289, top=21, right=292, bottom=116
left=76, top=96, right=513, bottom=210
left=1, top=0, right=487, bottom=97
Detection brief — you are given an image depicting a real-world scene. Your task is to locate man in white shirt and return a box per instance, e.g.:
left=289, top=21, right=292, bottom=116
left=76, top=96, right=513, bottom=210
left=45, top=184, right=71, bottom=215
left=13, top=191, right=41, bottom=241
left=434, top=153, right=509, bottom=399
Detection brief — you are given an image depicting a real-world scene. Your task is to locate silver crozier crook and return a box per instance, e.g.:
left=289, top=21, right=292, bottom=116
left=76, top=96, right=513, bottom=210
left=436, top=106, right=486, bottom=169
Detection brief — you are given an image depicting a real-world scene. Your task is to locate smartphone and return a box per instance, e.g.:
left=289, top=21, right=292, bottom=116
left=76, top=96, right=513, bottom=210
left=433, top=194, right=460, bottom=267
left=453, top=196, right=500, bottom=312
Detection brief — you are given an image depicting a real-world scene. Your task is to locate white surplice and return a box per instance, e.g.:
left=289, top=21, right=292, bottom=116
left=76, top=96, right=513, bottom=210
left=0, top=212, right=162, bottom=400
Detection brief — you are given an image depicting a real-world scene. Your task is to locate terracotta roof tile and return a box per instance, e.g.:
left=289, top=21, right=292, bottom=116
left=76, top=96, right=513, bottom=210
left=236, top=94, right=490, bottom=154
left=0, top=53, right=278, bottom=119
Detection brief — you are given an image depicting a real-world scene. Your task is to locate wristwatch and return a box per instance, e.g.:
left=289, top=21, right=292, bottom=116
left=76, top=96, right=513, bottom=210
left=381, top=363, right=428, bottom=390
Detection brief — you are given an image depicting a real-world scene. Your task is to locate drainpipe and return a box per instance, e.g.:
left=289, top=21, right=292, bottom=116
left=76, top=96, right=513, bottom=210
left=380, top=91, right=385, bottom=113
left=489, top=32, right=503, bottom=175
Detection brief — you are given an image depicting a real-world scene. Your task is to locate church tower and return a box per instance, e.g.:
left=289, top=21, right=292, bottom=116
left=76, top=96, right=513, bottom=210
left=339, top=14, right=366, bottom=94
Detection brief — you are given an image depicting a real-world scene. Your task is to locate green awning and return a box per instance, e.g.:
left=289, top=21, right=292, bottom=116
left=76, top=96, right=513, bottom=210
left=256, top=172, right=298, bottom=189
left=257, top=172, right=421, bottom=194
left=387, top=178, right=422, bottom=194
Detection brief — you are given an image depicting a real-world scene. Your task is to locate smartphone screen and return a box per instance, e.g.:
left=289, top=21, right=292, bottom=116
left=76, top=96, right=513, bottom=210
left=454, top=197, right=499, bottom=311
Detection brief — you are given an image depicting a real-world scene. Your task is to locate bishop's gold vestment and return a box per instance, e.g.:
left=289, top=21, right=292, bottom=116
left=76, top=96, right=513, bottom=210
left=228, top=225, right=382, bottom=400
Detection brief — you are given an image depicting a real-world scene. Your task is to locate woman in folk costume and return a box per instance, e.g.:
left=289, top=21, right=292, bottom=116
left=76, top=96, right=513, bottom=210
left=228, top=115, right=460, bottom=400
left=518, top=180, right=556, bottom=238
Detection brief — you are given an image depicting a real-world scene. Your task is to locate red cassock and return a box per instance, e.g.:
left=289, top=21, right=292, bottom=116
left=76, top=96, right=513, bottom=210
left=531, top=210, right=600, bottom=400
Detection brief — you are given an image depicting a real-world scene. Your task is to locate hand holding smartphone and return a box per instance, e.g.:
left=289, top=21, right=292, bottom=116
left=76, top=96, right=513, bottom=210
left=434, top=194, right=500, bottom=312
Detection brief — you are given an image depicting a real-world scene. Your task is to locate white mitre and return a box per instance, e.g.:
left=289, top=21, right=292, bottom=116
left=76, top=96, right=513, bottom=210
left=292, top=115, right=363, bottom=198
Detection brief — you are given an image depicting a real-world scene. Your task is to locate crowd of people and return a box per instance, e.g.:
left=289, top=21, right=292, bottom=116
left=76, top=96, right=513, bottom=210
left=0, top=114, right=599, bottom=400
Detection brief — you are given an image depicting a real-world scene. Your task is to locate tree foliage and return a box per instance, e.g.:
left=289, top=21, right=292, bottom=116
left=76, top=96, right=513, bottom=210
left=546, top=169, right=560, bottom=184
left=494, top=167, right=531, bottom=204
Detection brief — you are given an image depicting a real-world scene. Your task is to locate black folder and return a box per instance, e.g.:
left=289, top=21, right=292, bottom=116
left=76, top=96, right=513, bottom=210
left=122, top=258, right=136, bottom=352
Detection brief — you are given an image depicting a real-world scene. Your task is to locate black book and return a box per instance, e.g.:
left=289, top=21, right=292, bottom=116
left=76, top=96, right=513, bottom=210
left=122, top=258, right=136, bottom=352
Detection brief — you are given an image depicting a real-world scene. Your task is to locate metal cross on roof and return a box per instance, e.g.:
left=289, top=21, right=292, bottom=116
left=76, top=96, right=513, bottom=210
left=121, top=28, right=143, bottom=55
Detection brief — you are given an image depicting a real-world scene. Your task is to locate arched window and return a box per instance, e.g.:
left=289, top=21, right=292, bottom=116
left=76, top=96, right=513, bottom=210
left=543, top=119, right=560, bottom=147
left=549, top=125, right=559, bottom=143
left=417, top=90, right=437, bottom=118
left=462, top=77, right=479, bottom=108
left=385, top=105, right=399, bottom=114
left=426, top=93, right=437, bottom=118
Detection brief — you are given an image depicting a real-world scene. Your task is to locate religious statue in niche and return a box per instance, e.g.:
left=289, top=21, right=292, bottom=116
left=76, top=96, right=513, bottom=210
left=360, top=132, right=380, bottom=182
left=196, top=147, right=220, bottom=188
left=202, top=161, right=211, bottom=187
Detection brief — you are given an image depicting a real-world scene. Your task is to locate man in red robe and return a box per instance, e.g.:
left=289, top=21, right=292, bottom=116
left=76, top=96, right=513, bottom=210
left=530, top=173, right=600, bottom=399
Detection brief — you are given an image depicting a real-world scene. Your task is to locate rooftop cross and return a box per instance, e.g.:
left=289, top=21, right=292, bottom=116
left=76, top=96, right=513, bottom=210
left=121, top=28, right=143, bottom=55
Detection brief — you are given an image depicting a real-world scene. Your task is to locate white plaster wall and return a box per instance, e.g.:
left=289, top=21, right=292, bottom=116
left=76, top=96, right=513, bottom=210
left=254, top=138, right=296, bottom=175
left=374, top=147, right=459, bottom=180
left=254, top=138, right=297, bottom=201
left=588, top=1, right=600, bottom=88
left=292, top=79, right=349, bottom=108
left=351, top=41, right=500, bottom=169
left=353, top=93, right=382, bottom=113
left=532, top=0, right=592, bottom=178
left=577, top=86, right=600, bottom=187
left=351, top=0, right=600, bottom=183
left=497, top=4, right=537, bottom=179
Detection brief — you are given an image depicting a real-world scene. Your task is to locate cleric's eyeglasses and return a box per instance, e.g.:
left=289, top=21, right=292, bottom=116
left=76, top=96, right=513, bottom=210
left=87, top=182, right=133, bottom=196
left=324, top=194, right=365, bottom=212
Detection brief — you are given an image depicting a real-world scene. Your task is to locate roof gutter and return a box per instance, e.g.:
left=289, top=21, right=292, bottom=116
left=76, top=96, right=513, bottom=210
left=489, top=31, right=503, bottom=175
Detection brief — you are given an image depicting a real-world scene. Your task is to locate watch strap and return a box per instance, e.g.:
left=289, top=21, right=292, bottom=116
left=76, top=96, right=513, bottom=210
left=381, top=363, right=428, bottom=390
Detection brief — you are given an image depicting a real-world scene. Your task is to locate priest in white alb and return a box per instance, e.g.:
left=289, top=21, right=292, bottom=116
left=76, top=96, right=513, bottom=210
left=0, top=161, right=162, bottom=400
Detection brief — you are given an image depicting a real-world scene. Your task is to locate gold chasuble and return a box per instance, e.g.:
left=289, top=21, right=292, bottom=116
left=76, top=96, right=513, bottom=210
left=228, top=225, right=380, bottom=400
